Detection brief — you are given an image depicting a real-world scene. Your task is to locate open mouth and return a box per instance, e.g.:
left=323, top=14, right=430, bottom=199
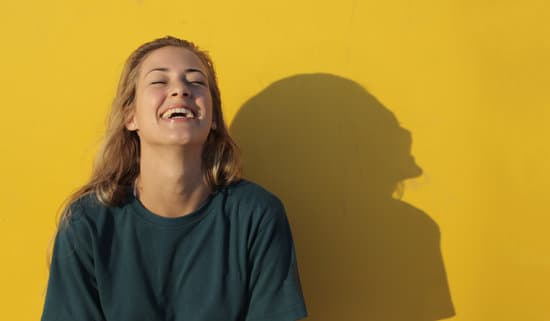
left=160, top=107, right=196, bottom=120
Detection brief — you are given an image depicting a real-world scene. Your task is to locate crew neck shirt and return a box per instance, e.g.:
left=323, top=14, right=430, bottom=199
left=41, top=179, right=307, bottom=321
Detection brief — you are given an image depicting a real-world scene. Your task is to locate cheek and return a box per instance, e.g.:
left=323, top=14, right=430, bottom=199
left=203, top=90, right=214, bottom=114
left=205, top=100, right=215, bottom=122
left=195, top=92, right=214, bottom=117
left=136, top=89, right=164, bottom=113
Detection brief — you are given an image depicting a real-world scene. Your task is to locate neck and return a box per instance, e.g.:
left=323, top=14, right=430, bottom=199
left=135, top=145, right=212, bottom=218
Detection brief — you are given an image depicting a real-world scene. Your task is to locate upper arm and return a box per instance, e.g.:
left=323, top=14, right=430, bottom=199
left=41, top=206, right=106, bottom=321
left=244, top=199, right=308, bottom=321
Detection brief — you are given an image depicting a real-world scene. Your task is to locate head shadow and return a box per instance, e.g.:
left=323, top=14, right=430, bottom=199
left=230, top=73, right=455, bottom=321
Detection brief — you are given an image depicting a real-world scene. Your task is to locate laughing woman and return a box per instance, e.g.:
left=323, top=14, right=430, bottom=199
left=41, top=36, right=307, bottom=321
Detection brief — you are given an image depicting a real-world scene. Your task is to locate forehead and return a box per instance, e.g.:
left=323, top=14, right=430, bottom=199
left=138, top=46, right=207, bottom=77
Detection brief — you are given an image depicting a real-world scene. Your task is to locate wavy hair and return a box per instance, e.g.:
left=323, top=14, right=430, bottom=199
left=56, top=36, right=242, bottom=228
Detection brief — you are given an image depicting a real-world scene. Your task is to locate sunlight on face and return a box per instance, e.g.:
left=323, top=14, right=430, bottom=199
left=127, top=46, right=214, bottom=150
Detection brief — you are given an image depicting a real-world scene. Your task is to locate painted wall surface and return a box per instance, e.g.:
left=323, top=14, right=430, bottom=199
left=1, top=1, right=549, bottom=320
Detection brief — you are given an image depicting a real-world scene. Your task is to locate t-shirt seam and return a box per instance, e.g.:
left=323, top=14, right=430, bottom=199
left=130, top=195, right=218, bottom=229
left=132, top=207, right=209, bottom=228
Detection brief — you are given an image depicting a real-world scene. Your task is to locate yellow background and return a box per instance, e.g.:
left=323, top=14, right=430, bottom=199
left=1, top=0, right=549, bottom=320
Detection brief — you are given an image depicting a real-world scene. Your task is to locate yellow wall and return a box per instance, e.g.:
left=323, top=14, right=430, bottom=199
left=1, top=1, right=548, bottom=320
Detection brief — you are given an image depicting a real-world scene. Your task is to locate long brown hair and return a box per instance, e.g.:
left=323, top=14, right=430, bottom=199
left=56, top=36, right=242, bottom=228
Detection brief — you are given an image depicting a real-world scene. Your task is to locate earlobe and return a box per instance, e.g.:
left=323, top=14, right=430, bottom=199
left=126, top=122, right=137, bottom=131
left=125, top=117, right=138, bottom=131
left=125, top=109, right=138, bottom=131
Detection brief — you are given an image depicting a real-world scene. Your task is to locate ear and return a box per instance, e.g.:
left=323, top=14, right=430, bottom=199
left=125, top=108, right=138, bottom=131
left=211, top=122, right=217, bottom=130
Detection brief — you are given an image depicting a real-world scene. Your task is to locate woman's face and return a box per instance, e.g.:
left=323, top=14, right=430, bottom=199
left=126, top=46, right=214, bottom=150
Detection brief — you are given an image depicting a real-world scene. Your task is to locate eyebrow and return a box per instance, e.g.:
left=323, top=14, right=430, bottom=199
left=145, top=67, right=206, bottom=77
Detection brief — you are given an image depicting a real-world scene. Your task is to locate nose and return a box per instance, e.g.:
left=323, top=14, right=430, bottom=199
left=170, top=82, right=191, bottom=97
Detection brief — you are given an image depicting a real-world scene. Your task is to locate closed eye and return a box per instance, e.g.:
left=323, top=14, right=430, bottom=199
left=151, top=81, right=167, bottom=85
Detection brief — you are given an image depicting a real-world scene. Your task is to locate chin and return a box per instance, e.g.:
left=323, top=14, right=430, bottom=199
left=142, top=133, right=208, bottom=149
left=166, top=137, right=207, bottom=147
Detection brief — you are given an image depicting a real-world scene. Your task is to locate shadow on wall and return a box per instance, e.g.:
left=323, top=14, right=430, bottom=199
left=230, top=74, right=455, bottom=321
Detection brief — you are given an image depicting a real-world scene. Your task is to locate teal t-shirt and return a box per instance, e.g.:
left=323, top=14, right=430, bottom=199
left=41, top=179, right=307, bottom=321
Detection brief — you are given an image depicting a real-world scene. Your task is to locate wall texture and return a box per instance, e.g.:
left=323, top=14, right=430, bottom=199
left=0, top=1, right=548, bottom=320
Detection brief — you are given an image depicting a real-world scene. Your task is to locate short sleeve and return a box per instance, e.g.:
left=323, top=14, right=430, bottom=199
left=41, top=204, right=106, bottom=321
left=245, top=199, right=308, bottom=321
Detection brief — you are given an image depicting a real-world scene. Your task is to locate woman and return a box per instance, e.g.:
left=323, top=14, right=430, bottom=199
left=41, top=36, right=308, bottom=321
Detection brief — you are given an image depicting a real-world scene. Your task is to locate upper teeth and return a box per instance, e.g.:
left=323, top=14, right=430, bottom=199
left=161, top=108, right=195, bottom=119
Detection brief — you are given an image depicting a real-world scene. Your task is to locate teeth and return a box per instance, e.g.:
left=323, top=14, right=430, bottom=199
left=161, top=107, right=195, bottom=119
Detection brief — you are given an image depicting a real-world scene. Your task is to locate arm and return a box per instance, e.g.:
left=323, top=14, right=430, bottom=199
left=41, top=205, right=106, bottom=321
left=244, top=199, right=308, bottom=321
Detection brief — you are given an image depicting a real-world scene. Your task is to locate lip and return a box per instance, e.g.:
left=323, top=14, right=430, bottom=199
left=160, top=117, right=192, bottom=123
left=158, top=103, right=198, bottom=119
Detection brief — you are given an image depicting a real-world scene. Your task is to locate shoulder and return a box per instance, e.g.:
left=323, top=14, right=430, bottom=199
left=64, top=193, right=107, bottom=224
left=54, top=193, right=106, bottom=259
left=59, top=192, right=118, bottom=240
left=391, top=200, right=441, bottom=238
left=223, top=179, right=284, bottom=210
left=57, top=192, right=129, bottom=253
left=221, top=179, right=287, bottom=226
